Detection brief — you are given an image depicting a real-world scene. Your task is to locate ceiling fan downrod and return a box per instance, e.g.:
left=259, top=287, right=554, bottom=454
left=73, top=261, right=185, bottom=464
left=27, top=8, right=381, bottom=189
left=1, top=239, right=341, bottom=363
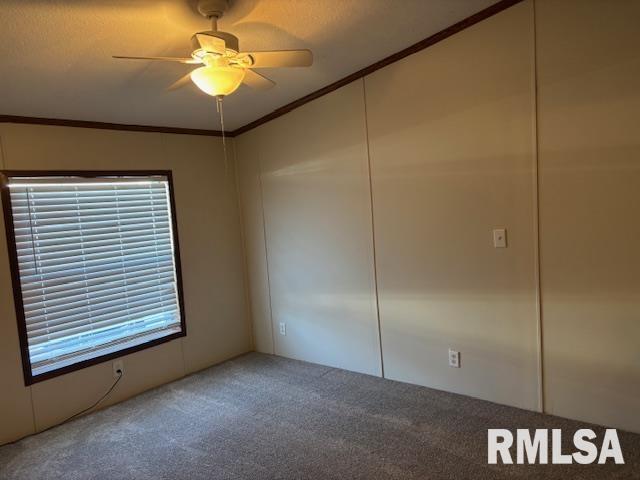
left=197, top=0, right=230, bottom=31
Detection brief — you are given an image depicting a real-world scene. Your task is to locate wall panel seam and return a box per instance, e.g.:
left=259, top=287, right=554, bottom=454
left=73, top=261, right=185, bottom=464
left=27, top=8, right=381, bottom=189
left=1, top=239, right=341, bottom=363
left=0, top=128, right=6, bottom=169
left=160, top=133, right=188, bottom=378
left=531, top=0, right=545, bottom=414
left=361, top=77, right=385, bottom=378
left=257, top=151, right=276, bottom=355
left=233, top=141, right=257, bottom=351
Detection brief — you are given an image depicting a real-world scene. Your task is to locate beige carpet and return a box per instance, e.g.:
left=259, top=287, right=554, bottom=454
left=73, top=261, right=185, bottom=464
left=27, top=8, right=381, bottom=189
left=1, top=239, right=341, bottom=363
left=0, top=352, right=638, bottom=479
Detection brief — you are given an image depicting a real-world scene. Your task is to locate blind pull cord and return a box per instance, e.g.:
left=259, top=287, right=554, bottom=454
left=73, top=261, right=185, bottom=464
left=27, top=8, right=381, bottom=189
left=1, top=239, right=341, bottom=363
left=216, top=95, right=228, bottom=176
left=26, top=188, right=39, bottom=275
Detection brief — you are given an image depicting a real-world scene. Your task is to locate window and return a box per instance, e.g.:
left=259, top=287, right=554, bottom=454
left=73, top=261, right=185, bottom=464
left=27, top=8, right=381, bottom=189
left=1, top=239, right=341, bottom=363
left=1, top=171, right=186, bottom=385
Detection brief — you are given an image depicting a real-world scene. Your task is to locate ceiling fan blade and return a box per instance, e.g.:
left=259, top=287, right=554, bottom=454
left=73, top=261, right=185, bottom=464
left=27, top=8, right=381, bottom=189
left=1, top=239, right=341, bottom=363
left=193, top=33, right=226, bottom=55
left=242, top=69, right=276, bottom=90
left=240, top=50, right=313, bottom=68
left=167, top=72, right=193, bottom=91
left=113, top=55, right=201, bottom=64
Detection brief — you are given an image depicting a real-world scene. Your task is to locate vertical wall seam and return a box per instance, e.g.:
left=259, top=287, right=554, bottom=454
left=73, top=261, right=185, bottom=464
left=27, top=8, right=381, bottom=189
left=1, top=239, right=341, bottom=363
left=29, top=385, right=38, bottom=434
left=0, top=128, right=5, bottom=169
left=232, top=138, right=257, bottom=352
left=161, top=133, right=187, bottom=378
left=0, top=127, right=38, bottom=435
left=256, top=148, right=277, bottom=355
left=531, top=0, right=545, bottom=414
left=361, top=77, right=385, bottom=378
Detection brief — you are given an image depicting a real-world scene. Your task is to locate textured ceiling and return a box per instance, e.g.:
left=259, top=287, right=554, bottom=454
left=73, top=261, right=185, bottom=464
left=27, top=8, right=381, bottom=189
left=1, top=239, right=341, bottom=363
left=0, top=0, right=496, bottom=131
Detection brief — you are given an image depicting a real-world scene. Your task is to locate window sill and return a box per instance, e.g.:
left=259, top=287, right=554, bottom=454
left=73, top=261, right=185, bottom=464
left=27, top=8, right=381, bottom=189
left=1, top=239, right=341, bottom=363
left=25, top=328, right=185, bottom=385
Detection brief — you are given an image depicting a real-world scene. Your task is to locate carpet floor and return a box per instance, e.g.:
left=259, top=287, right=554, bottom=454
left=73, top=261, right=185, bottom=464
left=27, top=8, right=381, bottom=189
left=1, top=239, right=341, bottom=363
left=0, top=352, right=638, bottom=479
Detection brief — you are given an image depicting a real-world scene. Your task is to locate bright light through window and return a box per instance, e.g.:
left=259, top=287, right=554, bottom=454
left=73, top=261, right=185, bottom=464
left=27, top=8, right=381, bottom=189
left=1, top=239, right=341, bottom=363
left=1, top=172, right=185, bottom=384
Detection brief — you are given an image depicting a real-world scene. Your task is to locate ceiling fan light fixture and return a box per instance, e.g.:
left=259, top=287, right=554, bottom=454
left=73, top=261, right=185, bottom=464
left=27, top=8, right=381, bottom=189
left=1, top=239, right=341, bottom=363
left=113, top=0, right=313, bottom=98
left=190, top=65, right=246, bottom=97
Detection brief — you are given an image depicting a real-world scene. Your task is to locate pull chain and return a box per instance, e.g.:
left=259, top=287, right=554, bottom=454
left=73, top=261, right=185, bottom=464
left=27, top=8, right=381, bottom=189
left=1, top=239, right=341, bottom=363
left=216, top=95, right=228, bottom=175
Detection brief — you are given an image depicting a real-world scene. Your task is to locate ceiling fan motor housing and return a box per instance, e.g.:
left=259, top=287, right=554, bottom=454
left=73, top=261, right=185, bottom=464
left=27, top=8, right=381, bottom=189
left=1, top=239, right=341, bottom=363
left=191, top=31, right=239, bottom=55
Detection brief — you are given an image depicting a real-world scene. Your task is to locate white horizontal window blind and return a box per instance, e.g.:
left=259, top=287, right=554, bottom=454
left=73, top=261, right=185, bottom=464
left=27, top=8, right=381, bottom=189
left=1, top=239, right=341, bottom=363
left=6, top=174, right=184, bottom=378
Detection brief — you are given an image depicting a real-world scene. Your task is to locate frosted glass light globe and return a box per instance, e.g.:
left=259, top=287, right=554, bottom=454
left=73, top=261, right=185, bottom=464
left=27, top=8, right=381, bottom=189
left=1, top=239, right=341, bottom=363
left=190, top=64, right=246, bottom=97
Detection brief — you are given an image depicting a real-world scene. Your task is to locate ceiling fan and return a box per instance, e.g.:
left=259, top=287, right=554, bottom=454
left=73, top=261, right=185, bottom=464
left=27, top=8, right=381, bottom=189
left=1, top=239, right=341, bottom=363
left=113, top=0, right=313, bottom=98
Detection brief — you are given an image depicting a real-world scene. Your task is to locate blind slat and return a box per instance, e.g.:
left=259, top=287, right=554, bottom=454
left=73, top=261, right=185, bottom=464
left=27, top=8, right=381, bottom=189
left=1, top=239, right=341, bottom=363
left=18, top=254, right=174, bottom=281
left=25, top=280, right=175, bottom=319
left=27, top=298, right=178, bottom=341
left=18, top=244, right=173, bottom=270
left=17, top=236, right=171, bottom=262
left=20, top=265, right=174, bottom=298
left=14, top=222, right=169, bottom=241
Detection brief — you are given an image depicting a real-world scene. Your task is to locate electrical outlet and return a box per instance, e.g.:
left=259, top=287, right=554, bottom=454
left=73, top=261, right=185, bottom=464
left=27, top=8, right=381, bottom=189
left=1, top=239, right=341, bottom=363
left=279, top=322, right=286, bottom=336
left=448, top=349, right=460, bottom=368
left=113, top=359, right=124, bottom=379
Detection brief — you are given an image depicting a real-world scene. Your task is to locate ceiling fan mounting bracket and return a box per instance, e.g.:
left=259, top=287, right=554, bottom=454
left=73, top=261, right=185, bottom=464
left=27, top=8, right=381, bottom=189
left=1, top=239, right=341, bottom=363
left=197, top=0, right=230, bottom=20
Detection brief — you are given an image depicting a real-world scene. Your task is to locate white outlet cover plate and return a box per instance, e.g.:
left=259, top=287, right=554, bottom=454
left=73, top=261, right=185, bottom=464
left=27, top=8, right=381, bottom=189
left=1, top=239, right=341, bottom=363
left=448, top=349, right=460, bottom=368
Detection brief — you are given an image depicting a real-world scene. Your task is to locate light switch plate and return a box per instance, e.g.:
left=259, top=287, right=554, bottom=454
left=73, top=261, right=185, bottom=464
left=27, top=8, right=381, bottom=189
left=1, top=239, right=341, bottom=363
left=493, top=228, right=507, bottom=248
left=279, top=322, right=286, bottom=336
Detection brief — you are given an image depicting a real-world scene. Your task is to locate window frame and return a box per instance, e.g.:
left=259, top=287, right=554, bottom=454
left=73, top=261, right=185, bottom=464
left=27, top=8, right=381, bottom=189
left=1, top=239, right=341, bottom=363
left=0, top=170, right=187, bottom=386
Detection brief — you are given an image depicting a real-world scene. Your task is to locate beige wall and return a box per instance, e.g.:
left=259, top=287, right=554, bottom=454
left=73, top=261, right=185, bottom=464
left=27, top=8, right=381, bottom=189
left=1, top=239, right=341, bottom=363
left=262, top=81, right=382, bottom=376
left=236, top=0, right=640, bottom=433
left=536, top=0, right=640, bottom=432
left=238, top=81, right=382, bottom=376
left=366, top=0, right=539, bottom=410
left=235, top=128, right=274, bottom=354
left=237, top=2, right=538, bottom=405
left=0, top=124, right=251, bottom=444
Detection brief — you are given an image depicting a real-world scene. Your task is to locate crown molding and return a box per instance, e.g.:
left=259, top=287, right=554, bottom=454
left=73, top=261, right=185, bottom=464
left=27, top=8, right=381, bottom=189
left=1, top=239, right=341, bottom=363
left=231, top=0, right=523, bottom=136
left=0, top=115, right=226, bottom=137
